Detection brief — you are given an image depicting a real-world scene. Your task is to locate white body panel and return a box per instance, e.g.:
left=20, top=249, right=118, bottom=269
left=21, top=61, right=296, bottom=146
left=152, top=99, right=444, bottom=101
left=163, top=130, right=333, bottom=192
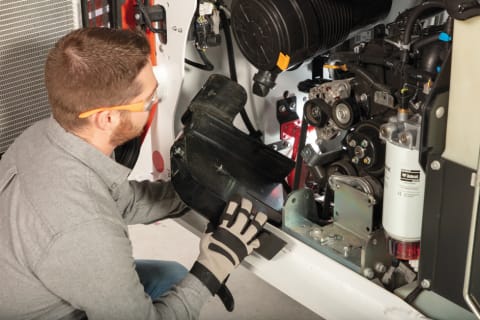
left=443, top=16, right=480, bottom=171
left=129, top=0, right=197, bottom=182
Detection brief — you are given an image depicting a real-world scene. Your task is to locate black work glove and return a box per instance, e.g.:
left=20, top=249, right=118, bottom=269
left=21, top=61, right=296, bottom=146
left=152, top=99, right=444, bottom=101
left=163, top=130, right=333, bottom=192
left=190, top=198, right=267, bottom=295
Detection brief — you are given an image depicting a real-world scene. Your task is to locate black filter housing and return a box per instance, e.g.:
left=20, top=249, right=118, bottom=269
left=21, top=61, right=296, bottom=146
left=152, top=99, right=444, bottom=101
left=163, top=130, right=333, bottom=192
left=231, top=0, right=392, bottom=95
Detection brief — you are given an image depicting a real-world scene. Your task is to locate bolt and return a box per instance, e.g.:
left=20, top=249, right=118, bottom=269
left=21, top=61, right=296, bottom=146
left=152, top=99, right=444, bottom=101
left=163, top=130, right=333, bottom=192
left=374, top=262, right=387, bottom=273
left=435, top=106, right=445, bottom=119
left=421, top=279, right=431, bottom=289
left=354, top=146, right=365, bottom=159
left=279, top=105, right=287, bottom=113
left=363, top=268, right=375, bottom=279
left=134, top=13, right=141, bottom=20
left=363, top=157, right=372, bottom=165
left=380, top=127, right=388, bottom=138
left=172, top=26, right=177, bottom=31
left=309, top=228, right=323, bottom=240
left=372, top=239, right=378, bottom=246
left=337, top=109, right=348, bottom=121
left=311, top=106, right=321, bottom=117
left=431, top=160, right=441, bottom=171
left=400, top=133, right=410, bottom=145
left=352, top=156, right=359, bottom=164
left=348, top=139, right=357, bottom=147
left=343, top=246, right=350, bottom=257
left=361, top=139, right=369, bottom=148
left=320, top=238, right=329, bottom=245
left=360, top=93, right=368, bottom=103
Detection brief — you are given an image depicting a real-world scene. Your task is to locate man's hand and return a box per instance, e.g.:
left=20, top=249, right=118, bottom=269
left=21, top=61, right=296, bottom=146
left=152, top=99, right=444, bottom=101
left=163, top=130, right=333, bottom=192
left=190, top=198, right=267, bottom=294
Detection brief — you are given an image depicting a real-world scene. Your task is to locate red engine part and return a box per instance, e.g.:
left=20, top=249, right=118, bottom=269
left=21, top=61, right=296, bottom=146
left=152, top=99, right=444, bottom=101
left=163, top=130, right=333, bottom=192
left=388, top=237, right=421, bottom=261
left=280, top=119, right=314, bottom=188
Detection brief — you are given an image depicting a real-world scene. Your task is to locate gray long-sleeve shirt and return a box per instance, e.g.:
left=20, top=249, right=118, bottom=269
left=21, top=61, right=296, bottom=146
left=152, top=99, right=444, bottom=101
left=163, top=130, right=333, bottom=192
left=0, top=117, right=211, bottom=319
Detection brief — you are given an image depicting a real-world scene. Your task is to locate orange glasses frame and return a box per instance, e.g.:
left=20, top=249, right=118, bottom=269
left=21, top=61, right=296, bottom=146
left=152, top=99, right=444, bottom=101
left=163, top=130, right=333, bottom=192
left=78, top=88, right=158, bottom=119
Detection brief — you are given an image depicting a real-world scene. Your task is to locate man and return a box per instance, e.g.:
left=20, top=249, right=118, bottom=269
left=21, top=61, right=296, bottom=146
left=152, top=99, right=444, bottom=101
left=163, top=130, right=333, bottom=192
left=0, top=27, right=267, bottom=319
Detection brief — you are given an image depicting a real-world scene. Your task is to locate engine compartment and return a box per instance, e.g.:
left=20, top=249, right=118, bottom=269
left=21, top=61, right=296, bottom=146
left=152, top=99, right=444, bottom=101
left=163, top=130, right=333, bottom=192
left=271, top=2, right=452, bottom=291
left=173, top=1, right=480, bottom=316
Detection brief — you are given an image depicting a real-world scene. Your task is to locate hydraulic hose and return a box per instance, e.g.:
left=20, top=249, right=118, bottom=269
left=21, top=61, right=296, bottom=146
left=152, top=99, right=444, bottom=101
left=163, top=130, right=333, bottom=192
left=401, top=1, right=446, bottom=65
left=219, top=4, right=262, bottom=138
left=185, top=49, right=214, bottom=71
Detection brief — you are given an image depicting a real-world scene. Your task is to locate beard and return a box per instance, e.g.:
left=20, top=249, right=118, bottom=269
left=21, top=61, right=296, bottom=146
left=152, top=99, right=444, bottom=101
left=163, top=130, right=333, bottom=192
left=110, top=112, right=144, bottom=147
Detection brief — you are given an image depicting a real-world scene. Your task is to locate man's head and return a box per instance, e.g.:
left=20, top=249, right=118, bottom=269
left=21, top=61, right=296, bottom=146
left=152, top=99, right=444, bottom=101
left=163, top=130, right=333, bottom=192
left=45, top=27, right=158, bottom=153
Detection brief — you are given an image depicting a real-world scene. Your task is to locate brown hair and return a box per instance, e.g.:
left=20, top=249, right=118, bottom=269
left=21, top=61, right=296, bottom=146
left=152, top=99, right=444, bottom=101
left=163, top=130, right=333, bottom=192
left=45, top=27, right=151, bottom=130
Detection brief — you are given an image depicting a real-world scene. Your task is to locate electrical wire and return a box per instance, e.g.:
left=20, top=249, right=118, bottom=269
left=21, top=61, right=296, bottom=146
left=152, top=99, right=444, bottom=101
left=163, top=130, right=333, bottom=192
left=136, top=1, right=166, bottom=34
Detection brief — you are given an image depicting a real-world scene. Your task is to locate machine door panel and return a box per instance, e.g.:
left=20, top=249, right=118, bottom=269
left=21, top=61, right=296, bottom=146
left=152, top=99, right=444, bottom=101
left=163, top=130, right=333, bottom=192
left=464, top=150, right=480, bottom=319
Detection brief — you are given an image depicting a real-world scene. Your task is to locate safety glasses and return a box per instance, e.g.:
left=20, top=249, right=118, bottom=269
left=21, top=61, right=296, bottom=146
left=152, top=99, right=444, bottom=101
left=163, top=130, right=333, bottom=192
left=78, top=87, right=159, bottom=119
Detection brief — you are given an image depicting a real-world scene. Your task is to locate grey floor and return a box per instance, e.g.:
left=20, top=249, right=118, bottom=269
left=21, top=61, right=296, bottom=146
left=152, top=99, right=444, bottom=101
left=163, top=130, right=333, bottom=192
left=129, top=219, right=324, bottom=320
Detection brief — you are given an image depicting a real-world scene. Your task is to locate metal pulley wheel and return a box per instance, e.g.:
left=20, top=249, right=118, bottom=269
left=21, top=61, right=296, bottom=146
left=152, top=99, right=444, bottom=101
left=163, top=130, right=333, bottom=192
left=331, top=99, right=359, bottom=129
left=326, top=159, right=358, bottom=178
left=345, top=121, right=385, bottom=176
left=304, top=98, right=331, bottom=128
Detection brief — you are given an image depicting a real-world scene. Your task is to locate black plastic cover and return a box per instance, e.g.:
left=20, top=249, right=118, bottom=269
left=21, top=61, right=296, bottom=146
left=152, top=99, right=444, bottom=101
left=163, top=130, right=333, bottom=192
left=231, top=0, right=392, bottom=72
left=171, top=74, right=295, bottom=226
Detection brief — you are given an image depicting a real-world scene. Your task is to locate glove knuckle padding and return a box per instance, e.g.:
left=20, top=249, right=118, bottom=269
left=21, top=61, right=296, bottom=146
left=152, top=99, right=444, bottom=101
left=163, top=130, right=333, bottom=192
left=244, top=212, right=268, bottom=243
left=212, top=228, right=248, bottom=262
left=220, top=201, right=239, bottom=228
left=230, top=210, right=249, bottom=234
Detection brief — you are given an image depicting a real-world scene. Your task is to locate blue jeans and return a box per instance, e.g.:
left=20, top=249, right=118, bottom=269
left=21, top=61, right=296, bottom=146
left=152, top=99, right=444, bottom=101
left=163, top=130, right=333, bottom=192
left=135, top=260, right=188, bottom=300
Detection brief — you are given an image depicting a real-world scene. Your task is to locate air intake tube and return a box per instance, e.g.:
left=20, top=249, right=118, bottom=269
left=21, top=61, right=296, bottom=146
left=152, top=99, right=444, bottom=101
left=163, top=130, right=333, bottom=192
left=230, top=0, right=392, bottom=96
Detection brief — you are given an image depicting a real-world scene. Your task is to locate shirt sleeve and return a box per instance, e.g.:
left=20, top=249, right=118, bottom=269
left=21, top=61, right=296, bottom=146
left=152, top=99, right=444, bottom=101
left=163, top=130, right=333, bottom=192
left=34, top=219, right=211, bottom=320
left=117, top=179, right=189, bottom=225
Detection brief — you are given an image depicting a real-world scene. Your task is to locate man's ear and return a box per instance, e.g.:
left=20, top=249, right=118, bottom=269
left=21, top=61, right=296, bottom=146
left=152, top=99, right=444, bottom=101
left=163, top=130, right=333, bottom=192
left=92, top=110, right=120, bottom=131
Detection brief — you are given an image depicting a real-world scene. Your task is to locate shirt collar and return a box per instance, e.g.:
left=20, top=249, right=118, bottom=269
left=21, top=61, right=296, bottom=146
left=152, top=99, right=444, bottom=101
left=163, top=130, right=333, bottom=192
left=46, top=117, right=131, bottom=190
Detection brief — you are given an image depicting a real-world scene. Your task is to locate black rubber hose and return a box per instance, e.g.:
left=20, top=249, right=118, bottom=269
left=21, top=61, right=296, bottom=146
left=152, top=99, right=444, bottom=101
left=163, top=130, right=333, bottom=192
left=411, top=33, right=441, bottom=52
left=185, top=49, right=214, bottom=71
left=411, top=17, right=453, bottom=52
left=293, top=110, right=310, bottom=190
left=220, top=7, right=237, bottom=82
left=401, top=1, right=446, bottom=64
left=220, top=5, right=261, bottom=138
left=444, top=16, right=454, bottom=37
